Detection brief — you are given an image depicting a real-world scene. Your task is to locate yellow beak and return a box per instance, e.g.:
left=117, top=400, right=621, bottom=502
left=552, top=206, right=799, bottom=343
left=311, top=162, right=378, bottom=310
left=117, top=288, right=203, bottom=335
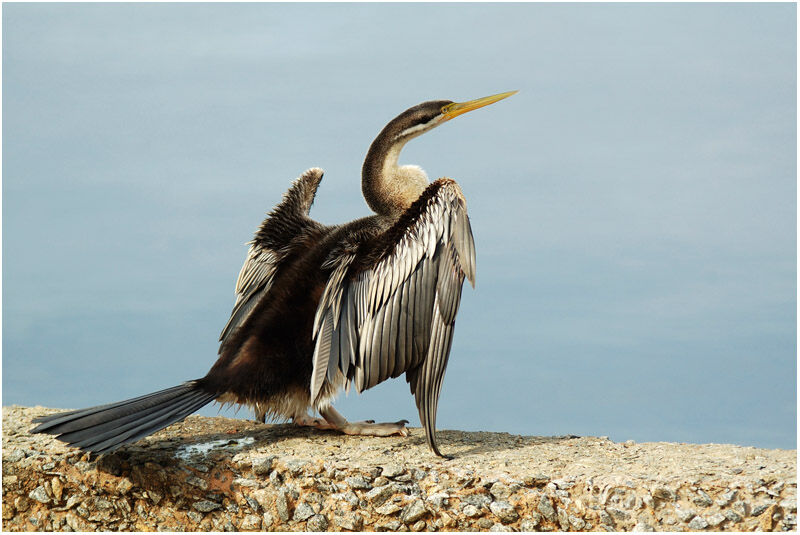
left=441, top=90, right=518, bottom=120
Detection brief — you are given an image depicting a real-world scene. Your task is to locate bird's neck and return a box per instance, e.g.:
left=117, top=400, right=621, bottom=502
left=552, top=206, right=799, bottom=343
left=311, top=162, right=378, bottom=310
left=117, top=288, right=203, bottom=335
left=362, top=130, right=428, bottom=218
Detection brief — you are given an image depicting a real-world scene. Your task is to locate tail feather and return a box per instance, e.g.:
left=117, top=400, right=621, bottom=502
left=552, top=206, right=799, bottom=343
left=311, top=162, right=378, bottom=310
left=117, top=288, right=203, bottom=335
left=62, top=390, right=210, bottom=449
left=31, top=381, right=216, bottom=454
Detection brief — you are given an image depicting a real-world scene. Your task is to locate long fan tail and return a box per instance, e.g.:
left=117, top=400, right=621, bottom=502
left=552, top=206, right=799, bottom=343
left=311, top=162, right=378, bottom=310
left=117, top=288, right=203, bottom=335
left=30, top=381, right=216, bottom=454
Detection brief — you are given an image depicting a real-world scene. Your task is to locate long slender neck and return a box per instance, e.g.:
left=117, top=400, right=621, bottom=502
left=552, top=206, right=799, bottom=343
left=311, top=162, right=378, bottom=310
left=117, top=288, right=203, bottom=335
left=362, top=126, right=428, bottom=217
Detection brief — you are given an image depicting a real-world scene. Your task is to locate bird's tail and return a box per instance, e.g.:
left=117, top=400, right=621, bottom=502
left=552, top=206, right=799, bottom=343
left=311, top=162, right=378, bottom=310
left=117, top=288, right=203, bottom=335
left=30, top=381, right=216, bottom=454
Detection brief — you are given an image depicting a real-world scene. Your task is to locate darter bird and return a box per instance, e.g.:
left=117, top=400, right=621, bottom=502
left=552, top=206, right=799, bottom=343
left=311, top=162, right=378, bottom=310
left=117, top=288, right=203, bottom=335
left=31, top=91, right=516, bottom=457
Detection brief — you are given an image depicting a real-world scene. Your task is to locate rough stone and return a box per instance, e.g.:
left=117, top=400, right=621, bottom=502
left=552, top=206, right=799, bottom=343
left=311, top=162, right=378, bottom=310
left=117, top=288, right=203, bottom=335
left=240, top=514, right=261, bottom=530
left=489, top=501, right=519, bottom=523
left=335, top=512, right=363, bottom=531
left=381, top=464, right=404, bottom=478
left=375, top=502, right=402, bottom=515
left=376, top=520, right=403, bottom=531
left=346, top=475, right=372, bottom=490
left=252, top=456, right=274, bottom=476
left=688, top=515, right=709, bottom=530
left=462, top=504, right=481, bottom=517
left=292, top=502, right=314, bottom=522
left=694, top=489, right=713, bottom=507
left=410, top=520, right=426, bottom=531
left=276, top=491, right=290, bottom=522
left=365, top=484, right=395, bottom=505
left=707, top=513, right=726, bottom=527
left=307, top=514, right=328, bottom=532
left=537, top=495, right=557, bottom=522
left=716, top=489, right=737, bottom=507
left=192, top=501, right=221, bottom=513
left=28, top=486, right=50, bottom=504
left=675, top=506, right=695, bottom=523
left=477, top=517, right=495, bottom=529
left=401, top=499, right=427, bottom=524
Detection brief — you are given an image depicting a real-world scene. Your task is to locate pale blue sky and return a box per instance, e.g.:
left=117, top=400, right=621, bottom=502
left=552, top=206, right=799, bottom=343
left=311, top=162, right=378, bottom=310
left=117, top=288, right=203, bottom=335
left=3, top=3, right=796, bottom=449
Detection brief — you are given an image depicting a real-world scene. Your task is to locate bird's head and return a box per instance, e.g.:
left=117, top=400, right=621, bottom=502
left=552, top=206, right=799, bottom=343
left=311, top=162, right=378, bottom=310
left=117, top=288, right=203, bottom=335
left=383, top=90, right=519, bottom=145
left=363, top=91, right=517, bottom=216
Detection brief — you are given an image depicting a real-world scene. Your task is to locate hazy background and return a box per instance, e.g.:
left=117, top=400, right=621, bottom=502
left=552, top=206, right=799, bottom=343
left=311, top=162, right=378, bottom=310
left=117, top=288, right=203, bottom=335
left=4, top=3, right=796, bottom=449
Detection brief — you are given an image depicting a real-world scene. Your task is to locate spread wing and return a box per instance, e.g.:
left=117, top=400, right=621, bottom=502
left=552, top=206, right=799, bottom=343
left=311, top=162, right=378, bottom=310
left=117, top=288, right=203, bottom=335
left=310, top=178, right=476, bottom=456
left=219, top=167, right=326, bottom=351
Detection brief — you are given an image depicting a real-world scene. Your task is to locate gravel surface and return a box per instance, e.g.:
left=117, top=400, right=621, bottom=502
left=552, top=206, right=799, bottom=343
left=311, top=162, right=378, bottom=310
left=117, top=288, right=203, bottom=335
left=2, top=405, right=796, bottom=531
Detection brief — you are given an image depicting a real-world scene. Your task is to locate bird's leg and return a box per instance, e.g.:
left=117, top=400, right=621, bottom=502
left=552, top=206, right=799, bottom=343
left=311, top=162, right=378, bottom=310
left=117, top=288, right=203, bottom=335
left=319, top=406, right=409, bottom=437
left=292, top=413, right=334, bottom=429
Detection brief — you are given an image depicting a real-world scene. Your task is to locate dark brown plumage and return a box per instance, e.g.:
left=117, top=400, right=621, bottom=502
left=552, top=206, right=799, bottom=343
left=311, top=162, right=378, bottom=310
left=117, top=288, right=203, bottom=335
left=31, top=92, right=515, bottom=457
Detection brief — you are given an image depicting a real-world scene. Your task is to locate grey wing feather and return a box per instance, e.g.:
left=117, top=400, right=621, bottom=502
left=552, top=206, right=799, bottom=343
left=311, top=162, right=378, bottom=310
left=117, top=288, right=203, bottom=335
left=310, top=180, right=476, bottom=455
left=220, top=168, right=325, bottom=351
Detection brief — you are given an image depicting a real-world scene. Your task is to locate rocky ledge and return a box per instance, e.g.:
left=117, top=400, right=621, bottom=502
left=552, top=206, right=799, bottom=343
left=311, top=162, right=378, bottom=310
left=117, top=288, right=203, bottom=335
left=2, top=406, right=796, bottom=532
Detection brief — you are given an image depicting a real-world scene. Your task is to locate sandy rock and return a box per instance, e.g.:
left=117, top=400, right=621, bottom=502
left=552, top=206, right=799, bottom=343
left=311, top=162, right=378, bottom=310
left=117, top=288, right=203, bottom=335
left=2, top=405, right=795, bottom=532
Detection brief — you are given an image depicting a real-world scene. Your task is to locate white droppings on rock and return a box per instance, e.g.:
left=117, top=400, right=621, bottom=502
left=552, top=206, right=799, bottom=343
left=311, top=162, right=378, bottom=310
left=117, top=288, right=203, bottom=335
left=175, top=437, right=255, bottom=460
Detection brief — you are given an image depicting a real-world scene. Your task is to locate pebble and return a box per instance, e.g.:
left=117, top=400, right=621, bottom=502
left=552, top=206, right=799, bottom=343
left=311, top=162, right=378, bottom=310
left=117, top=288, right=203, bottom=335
left=401, top=499, right=427, bottom=523
left=462, top=493, right=491, bottom=509
left=375, top=503, right=402, bottom=515
left=652, top=486, right=677, bottom=501
left=462, top=504, right=481, bottom=517
left=520, top=517, right=539, bottom=531
left=293, top=502, right=314, bottom=522
left=724, top=509, right=742, bottom=523
left=262, top=512, right=274, bottom=529
left=117, top=478, right=134, bottom=495
left=366, top=484, right=396, bottom=505
left=569, top=514, right=586, bottom=530
left=632, top=522, right=655, bottom=531
left=377, top=520, right=403, bottom=531
left=694, top=490, right=713, bottom=507
left=346, top=475, right=372, bottom=490
left=675, top=506, right=695, bottom=523
left=5, top=449, right=26, bottom=463
left=187, top=511, right=203, bottom=523
left=606, top=507, right=630, bottom=521
left=28, top=486, right=50, bottom=504
left=252, top=456, right=273, bottom=476
left=707, top=513, right=726, bottom=527
left=307, top=514, right=328, bottom=531
left=381, top=464, right=404, bottom=478
left=716, top=489, right=737, bottom=506
left=780, top=498, right=797, bottom=513
left=276, top=491, right=289, bottom=522
left=186, top=476, right=207, bottom=490
left=752, top=503, right=770, bottom=516
left=490, top=523, right=513, bottom=531
left=51, top=478, right=63, bottom=502
left=240, top=514, right=261, bottom=530
left=427, top=492, right=449, bottom=509
left=688, top=516, right=709, bottom=530
left=489, top=501, right=518, bottom=523
left=538, top=495, right=557, bottom=522
left=335, top=512, right=363, bottom=531
left=733, top=500, right=750, bottom=517
left=410, top=520, right=426, bottom=531
left=489, top=482, right=514, bottom=500
left=192, top=501, right=221, bottom=513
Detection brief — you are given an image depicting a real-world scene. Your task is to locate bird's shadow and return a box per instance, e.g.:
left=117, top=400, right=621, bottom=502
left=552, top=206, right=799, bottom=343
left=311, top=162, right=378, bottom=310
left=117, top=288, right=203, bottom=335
left=91, top=420, right=583, bottom=476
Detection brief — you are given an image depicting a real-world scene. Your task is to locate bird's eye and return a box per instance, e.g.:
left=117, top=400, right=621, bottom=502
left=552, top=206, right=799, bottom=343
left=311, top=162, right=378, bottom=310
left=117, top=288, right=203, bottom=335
left=441, top=103, right=455, bottom=115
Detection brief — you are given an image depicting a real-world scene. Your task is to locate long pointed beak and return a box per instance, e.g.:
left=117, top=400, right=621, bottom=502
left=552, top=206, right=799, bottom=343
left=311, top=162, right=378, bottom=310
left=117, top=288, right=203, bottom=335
left=441, top=90, right=517, bottom=121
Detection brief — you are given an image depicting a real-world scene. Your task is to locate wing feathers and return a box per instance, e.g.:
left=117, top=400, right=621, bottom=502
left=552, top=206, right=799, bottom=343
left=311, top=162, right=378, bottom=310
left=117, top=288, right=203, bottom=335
left=310, top=179, right=476, bottom=456
left=220, top=168, right=325, bottom=350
